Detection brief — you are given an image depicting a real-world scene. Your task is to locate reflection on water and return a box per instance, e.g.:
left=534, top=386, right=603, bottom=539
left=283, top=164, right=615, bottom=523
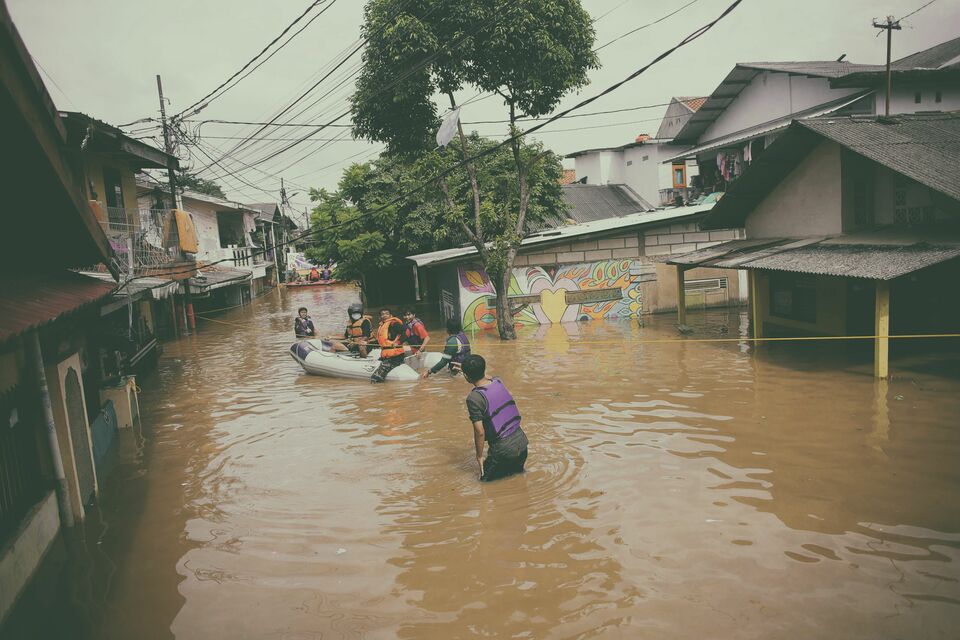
left=4, top=285, right=960, bottom=639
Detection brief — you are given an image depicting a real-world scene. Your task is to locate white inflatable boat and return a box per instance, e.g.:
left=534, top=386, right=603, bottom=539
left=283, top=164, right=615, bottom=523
left=289, top=340, right=442, bottom=381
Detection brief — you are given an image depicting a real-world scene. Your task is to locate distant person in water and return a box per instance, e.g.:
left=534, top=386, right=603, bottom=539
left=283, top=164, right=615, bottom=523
left=308, top=266, right=321, bottom=282
left=421, top=318, right=471, bottom=378
left=461, top=355, right=528, bottom=482
left=294, top=307, right=316, bottom=338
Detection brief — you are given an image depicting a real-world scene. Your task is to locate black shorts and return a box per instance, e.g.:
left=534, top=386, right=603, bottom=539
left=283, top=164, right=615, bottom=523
left=481, top=429, right=528, bottom=482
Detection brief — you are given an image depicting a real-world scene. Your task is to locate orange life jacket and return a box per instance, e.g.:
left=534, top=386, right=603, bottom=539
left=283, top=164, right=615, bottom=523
left=346, top=315, right=372, bottom=339
left=377, top=317, right=405, bottom=358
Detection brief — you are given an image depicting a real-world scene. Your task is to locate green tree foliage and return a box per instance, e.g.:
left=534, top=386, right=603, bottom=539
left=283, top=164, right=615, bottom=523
left=351, top=0, right=597, bottom=339
left=178, top=171, right=226, bottom=199
left=306, top=136, right=565, bottom=292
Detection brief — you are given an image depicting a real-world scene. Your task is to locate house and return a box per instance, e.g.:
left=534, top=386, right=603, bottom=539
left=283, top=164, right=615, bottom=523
left=407, top=201, right=747, bottom=330
left=142, top=189, right=275, bottom=309
left=0, top=2, right=135, bottom=623
left=246, top=202, right=293, bottom=283
left=565, top=96, right=706, bottom=206
left=666, top=35, right=960, bottom=194
left=666, top=111, right=960, bottom=378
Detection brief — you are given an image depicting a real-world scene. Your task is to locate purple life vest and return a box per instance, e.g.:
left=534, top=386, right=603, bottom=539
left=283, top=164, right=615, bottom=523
left=450, top=331, right=471, bottom=365
left=474, top=378, right=521, bottom=442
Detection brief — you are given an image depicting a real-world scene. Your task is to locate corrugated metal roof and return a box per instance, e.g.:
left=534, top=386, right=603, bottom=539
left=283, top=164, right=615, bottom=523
left=739, top=61, right=885, bottom=78
left=189, top=265, right=252, bottom=292
left=408, top=203, right=716, bottom=267
left=81, top=271, right=179, bottom=301
left=667, top=233, right=960, bottom=280
left=798, top=111, right=960, bottom=202
left=0, top=272, right=117, bottom=344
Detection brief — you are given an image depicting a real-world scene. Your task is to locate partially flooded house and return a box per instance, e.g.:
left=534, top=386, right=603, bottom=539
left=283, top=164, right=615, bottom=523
left=667, top=111, right=960, bottom=378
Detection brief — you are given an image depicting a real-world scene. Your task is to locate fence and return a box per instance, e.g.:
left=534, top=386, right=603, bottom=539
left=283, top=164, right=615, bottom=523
left=103, top=207, right=183, bottom=273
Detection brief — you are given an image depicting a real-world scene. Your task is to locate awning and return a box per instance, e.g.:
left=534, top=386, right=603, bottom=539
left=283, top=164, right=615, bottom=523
left=0, top=271, right=117, bottom=344
left=667, top=231, right=960, bottom=280
left=188, top=266, right=252, bottom=292
left=81, top=271, right=180, bottom=306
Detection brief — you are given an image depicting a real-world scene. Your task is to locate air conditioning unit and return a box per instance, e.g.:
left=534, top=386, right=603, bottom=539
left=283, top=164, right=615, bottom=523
left=99, top=375, right=140, bottom=433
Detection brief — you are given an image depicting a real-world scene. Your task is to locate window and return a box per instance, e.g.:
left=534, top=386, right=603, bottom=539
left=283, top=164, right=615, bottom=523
left=769, top=273, right=817, bottom=323
left=626, top=160, right=633, bottom=166
left=914, top=91, right=922, bottom=104
left=672, top=163, right=686, bottom=189
left=935, top=91, right=942, bottom=103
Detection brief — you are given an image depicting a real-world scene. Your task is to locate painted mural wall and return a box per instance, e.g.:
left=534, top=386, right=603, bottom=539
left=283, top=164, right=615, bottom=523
left=459, top=260, right=643, bottom=330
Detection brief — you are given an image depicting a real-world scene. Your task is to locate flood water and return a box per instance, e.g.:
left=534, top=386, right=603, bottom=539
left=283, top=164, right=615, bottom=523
left=5, top=284, right=960, bottom=639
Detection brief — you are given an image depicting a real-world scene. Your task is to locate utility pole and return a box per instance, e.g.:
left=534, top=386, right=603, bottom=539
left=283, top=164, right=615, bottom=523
left=872, top=16, right=901, bottom=116
left=155, top=75, right=179, bottom=209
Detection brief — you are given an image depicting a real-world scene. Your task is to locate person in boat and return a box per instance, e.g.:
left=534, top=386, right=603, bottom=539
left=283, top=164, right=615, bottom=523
left=421, top=318, right=471, bottom=378
left=370, top=308, right=409, bottom=383
left=321, top=264, right=331, bottom=281
left=294, top=307, right=316, bottom=338
left=461, top=354, right=528, bottom=482
left=400, top=308, right=430, bottom=355
left=308, top=266, right=321, bottom=282
left=329, top=302, right=371, bottom=356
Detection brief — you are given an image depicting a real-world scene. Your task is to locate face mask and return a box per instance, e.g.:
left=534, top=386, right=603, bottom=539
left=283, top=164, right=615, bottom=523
left=350, top=313, right=361, bottom=320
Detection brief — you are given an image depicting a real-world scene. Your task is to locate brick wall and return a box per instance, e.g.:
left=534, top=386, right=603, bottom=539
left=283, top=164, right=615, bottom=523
left=642, top=223, right=744, bottom=257
left=515, top=231, right=643, bottom=267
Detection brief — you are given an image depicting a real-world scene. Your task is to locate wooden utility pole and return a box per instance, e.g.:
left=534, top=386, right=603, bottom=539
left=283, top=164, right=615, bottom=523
left=155, top=75, right=179, bottom=208
left=872, top=16, right=901, bottom=116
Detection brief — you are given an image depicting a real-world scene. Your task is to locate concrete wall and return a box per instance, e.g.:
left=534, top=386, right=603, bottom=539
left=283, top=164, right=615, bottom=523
left=512, top=231, right=643, bottom=267
left=573, top=143, right=693, bottom=207
left=656, top=99, right=695, bottom=140
left=878, top=84, right=960, bottom=115
left=182, top=199, right=257, bottom=265
left=702, top=72, right=859, bottom=143
left=575, top=154, right=602, bottom=184
left=643, top=219, right=744, bottom=256
left=746, top=141, right=843, bottom=238
left=82, top=156, right=139, bottom=212
left=0, top=492, right=60, bottom=626
left=645, top=264, right=745, bottom=314
left=754, top=272, right=847, bottom=337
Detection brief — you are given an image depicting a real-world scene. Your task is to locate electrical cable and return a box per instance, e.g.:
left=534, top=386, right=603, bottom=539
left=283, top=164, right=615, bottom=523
left=173, top=0, right=339, bottom=119
left=111, top=0, right=743, bottom=295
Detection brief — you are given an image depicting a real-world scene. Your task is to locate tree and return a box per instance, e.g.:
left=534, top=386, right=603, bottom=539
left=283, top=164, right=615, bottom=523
left=351, top=0, right=597, bottom=339
left=307, top=138, right=564, bottom=301
left=178, top=171, right=226, bottom=199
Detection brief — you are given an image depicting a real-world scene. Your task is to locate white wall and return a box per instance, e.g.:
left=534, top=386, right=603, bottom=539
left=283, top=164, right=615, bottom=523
left=183, top=199, right=257, bottom=264
left=703, top=72, right=860, bottom=142
left=878, top=84, right=960, bottom=115
left=746, top=141, right=844, bottom=238
left=574, top=154, right=602, bottom=184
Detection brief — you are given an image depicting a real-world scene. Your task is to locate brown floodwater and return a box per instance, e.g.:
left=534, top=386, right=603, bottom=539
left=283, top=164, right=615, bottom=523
left=5, top=284, right=960, bottom=639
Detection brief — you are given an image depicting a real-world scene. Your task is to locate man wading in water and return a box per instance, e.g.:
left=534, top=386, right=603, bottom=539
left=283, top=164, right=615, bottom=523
left=461, top=355, right=528, bottom=481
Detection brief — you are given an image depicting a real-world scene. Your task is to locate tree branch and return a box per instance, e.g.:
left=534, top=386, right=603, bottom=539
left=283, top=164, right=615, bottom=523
left=447, top=92, right=484, bottom=245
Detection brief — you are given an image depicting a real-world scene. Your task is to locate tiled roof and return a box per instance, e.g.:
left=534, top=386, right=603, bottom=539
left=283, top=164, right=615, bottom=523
left=679, top=96, right=707, bottom=112
left=557, top=184, right=654, bottom=225
left=893, top=35, right=960, bottom=70
left=798, top=111, right=960, bottom=202
left=0, top=272, right=117, bottom=344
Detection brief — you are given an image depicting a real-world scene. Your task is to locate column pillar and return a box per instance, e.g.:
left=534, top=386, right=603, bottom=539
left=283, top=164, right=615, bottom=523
left=749, top=270, right=763, bottom=340
left=676, top=265, right=687, bottom=326
left=874, top=280, right=890, bottom=379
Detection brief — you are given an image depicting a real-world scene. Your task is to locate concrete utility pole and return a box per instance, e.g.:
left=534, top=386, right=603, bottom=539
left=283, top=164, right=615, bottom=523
left=155, top=75, right=179, bottom=208
left=872, top=16, right=901, bottom=116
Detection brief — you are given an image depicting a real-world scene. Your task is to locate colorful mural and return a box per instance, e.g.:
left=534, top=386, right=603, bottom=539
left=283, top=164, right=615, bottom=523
left=460, top=261, right=643, bottom=330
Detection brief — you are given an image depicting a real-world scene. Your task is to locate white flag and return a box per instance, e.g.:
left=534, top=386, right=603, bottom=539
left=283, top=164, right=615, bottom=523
left=436, top=107, right=461, bottom=149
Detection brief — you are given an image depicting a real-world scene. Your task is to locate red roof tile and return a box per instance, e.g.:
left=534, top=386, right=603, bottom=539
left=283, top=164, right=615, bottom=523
left=560, top=169, right=578, bottom=185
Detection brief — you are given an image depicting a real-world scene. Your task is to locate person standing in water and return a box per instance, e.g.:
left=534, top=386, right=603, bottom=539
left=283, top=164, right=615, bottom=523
left=294, top=307, right=316, bottom=338
left=421, top=318, right=471, bottom=378
left=461, top=355, right=528, bottom=481
left=370, top=308, right=409, bottom=383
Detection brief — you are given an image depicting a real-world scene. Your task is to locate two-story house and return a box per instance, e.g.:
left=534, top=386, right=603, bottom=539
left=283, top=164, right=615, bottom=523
left=667, top=111, right=960, bottom=379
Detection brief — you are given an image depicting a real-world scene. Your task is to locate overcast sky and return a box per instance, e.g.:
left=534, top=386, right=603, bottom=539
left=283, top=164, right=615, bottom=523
left=9, top=0, right=959, bottom=208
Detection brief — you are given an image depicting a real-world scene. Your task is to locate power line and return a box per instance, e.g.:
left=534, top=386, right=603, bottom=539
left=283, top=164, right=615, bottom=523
left=898, top=0, right=940, bottom=21
left=113, top=0, right=743, bottom=294
left=174, top=0, right=339, bottom=119
left=595, top=0, right=702, bottom=52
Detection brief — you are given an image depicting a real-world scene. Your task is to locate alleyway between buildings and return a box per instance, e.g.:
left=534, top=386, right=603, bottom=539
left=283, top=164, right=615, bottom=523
left=4, top=284, right=960, bottom=639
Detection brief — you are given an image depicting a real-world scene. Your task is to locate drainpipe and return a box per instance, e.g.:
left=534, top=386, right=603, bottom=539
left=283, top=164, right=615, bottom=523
left=28, top=331, right=74, bottom=528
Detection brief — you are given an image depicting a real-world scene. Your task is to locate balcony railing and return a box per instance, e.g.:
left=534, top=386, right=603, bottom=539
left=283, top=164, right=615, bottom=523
left=102, top=207, right=185, bottom=273
left=221, top=245, right=265, bottom=268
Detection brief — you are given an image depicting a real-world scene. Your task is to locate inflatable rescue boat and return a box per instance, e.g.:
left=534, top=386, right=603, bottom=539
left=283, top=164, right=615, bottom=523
left=289, top=340, right=442, bottom=381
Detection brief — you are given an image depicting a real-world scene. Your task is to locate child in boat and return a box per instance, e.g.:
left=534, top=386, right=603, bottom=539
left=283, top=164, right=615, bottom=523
left=461, top=355, right=528, bottom=482
left=294, top=307, right=316, bottom=338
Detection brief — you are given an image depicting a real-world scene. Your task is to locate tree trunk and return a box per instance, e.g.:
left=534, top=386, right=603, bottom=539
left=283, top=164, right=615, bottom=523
left=496, top=269, right=516, bottom=340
